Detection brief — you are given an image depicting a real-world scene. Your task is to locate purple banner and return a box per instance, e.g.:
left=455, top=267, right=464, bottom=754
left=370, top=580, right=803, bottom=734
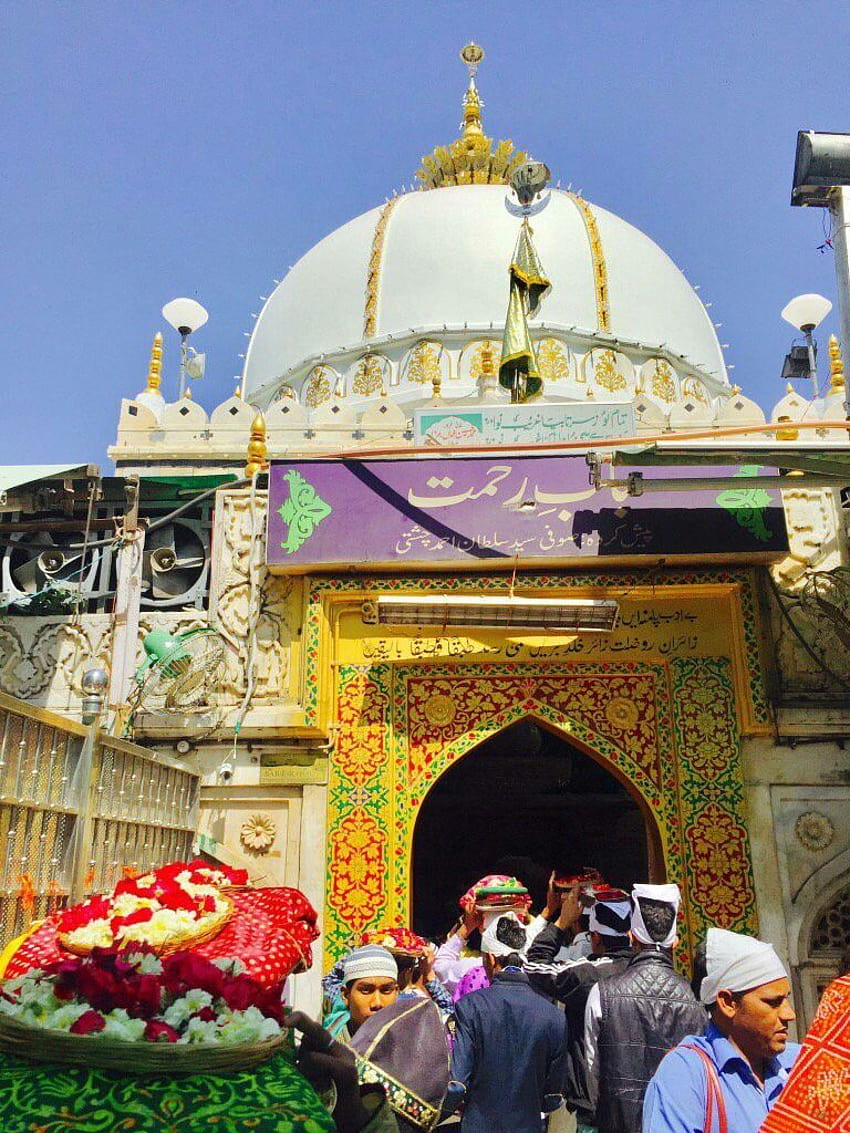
left=266, top=456, right=787, bottom=570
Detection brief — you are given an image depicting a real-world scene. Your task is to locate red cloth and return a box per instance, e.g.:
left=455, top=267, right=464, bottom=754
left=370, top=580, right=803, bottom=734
left=360, top=926, right=429, bottom=956
left=458, top=875, right=531, bottom=914
left=760, top=973, right=850, bottom=1133
left=4, top=887, right=319, bottom=987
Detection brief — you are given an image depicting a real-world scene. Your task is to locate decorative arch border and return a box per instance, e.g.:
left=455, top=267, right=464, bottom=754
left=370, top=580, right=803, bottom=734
left=301, top=568, right=771, bottom=733
left=324, top=656, right=759, bottom=971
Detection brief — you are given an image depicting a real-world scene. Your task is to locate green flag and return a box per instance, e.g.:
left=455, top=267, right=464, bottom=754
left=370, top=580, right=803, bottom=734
left=499, top=221, right=552, bottom=402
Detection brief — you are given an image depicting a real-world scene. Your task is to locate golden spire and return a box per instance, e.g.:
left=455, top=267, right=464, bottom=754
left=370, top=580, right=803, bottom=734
left=460, top=43, right=485, bottom=137
left=415, top=44, right=529, bottom=190
left=145, top=332, right=163, bottom=393
left=828, top=333, right=845, bottom=392
left=245, top=413, right=269, bottom=478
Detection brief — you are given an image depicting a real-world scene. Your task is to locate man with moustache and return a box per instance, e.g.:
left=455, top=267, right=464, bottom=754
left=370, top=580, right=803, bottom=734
left=643, top=927, right=801, bottom=1132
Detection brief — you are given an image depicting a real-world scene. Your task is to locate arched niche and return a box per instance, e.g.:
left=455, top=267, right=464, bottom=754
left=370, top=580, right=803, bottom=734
left=792, top=848, right=850, bottom=1025
left=401, top=340, right=450, bottom=388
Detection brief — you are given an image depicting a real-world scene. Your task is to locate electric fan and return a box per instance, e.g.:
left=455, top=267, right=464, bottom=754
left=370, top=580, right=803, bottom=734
left=133, top=627, right=228, bottom=714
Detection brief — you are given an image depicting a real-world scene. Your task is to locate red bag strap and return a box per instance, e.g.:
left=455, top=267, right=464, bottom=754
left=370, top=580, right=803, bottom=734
left=681, top=1043, right=728, bottom=1133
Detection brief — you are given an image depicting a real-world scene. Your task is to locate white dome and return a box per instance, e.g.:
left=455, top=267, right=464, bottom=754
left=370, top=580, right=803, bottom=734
left=242, top=185, right=727, bottom=403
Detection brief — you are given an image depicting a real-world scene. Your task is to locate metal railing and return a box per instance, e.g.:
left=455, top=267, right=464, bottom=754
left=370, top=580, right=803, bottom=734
left=0, top=692, right=199, bottom=952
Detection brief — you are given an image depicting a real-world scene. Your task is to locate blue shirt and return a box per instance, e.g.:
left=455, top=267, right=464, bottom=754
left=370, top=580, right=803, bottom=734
left=642, top=1022, right=800, bottom=1132
left=448, top=968, right=568, bottom=1133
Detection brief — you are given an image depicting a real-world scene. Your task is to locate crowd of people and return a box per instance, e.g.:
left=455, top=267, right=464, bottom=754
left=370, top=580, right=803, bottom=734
left=292, top=869, right=850, bottom=1133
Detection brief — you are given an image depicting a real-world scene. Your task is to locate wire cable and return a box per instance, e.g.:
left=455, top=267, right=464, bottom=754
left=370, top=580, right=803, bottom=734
left=66, top=477, right=251, bottom=551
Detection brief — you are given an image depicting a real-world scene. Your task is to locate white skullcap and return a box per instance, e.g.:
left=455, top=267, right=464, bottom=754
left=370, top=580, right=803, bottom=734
left=481, top=912, right=527, bottom=958
left=699, top=927, right=788, bottom=1006
left=631, top=883, right=681, bottom=947
left=589, top=899, right=632, bottom=937
left=342, top=945, right=398, bottom=984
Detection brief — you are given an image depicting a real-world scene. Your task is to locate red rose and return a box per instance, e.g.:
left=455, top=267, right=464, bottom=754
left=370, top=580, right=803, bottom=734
left=219, top=975, right=263, bottom=1013
left=186, top=857, right=248, bottom=887
left=133, top=974, right=164, bottom=1017
left=144, top=1019, right=180, bottom=1043
left=162, top=952, right=225, bottom=998
left=58, top=896, right=109, bottom=932
left=110, top=907, right=154, bottom=937
left=155, top=879, right=197, bottom=913
left=70, top=1010, right=106, bottom=1035
left=76, top=965, right=121, bottom=1013
left=154, top=862, right=187, bottom=882
left=195, top=1006, right=217, bottom=1022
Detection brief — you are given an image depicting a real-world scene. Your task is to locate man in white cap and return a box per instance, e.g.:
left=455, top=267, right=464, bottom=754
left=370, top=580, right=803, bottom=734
left=324, top=944, right=400, bottom=1040
left=583, top=883, right=706, bottom=1133
left=445, top=912, right=568, bottom=1132
left=643, top=926, right=800, bottom=1131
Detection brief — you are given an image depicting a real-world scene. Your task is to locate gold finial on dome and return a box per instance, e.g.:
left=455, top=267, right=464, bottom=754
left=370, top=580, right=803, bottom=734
left=460, top=43, right=485, bottom=137
left=415, top=44, right=529, bottom=190
left=145, top=332, right=163, bottom=393
left=245, top=413, right=269, bottom=478
left=828, top=333, right=845, bottom=391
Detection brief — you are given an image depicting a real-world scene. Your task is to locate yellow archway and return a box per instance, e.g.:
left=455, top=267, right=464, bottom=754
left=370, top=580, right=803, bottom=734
left=324, top=657, right=759, bottom=971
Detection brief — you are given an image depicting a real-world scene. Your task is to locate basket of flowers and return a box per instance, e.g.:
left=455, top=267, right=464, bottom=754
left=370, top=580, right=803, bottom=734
left=56, top=860, right=246, bottom=955
left=0, top=946, right=290, bottom=1074
left=3, top=859, right=319, bottom=991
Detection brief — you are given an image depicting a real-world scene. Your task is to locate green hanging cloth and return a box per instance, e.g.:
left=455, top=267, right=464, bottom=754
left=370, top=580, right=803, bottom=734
left=499, top=221, right=552, bottom=402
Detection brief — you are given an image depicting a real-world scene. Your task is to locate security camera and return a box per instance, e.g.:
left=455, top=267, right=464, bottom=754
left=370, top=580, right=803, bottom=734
left=218, top=760, right=234, bottom=783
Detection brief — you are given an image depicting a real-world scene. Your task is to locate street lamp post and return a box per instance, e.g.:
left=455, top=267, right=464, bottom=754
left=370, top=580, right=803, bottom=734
left=161, top=297, right=209, bottom=399
left=781, top=293, right=833, bottom=386
left=791, top=130, right=850, bottom=416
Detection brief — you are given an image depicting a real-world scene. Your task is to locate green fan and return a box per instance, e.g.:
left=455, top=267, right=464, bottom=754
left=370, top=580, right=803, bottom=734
left=134, top=627, right=228, bottom=713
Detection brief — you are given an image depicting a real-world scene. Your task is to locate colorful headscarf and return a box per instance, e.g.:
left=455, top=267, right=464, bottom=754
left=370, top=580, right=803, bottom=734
left=360, top=926, right=429, bottom=957
left=759, top=973, right=850, bottom=1133
left=459, top=875, right=532, bottom=917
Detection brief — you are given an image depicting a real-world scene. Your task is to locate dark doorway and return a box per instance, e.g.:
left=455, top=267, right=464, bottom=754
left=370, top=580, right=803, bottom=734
left=411, top=717, right=656, bottom=940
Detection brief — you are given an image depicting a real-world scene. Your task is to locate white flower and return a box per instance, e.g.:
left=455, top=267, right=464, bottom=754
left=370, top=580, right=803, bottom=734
left=43, top=1003, right=89, bottom=1031
left=181, top=1016, right=218, bottom=1044
left=101, top=1008, right=146, bottom=1042
left=217, top=1006, right=281, bottom=1045
left=184, top=989, right=213, bottom=1013
left=111, top=893, right=157, bottom=917
left=163, top=997, right=193, bottom=1028
left=128, top=953, right=163, bottom=975
left=65, top=918, right=113, bottom=950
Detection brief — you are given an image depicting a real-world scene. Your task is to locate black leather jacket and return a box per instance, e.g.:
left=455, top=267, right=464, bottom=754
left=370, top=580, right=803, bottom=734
left=595, top=948, right=707, bottom=1133
left=525, top=922, right=631, bottom=1122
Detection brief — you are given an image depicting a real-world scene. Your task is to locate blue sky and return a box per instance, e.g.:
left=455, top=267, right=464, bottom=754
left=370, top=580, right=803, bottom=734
left=2, top=1, right=849, bottom=466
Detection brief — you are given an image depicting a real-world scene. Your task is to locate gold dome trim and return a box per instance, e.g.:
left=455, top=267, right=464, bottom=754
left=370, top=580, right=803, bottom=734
left=415, top=44, right=529, bottom=189
left=568, top=194, right=610, bottom=332
left=364, top=197, right=400, bottom=338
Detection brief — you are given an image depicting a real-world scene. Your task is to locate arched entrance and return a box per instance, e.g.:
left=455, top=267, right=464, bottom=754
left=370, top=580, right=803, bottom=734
left=411, top=717, right=661, bottom=939
left=324, top=658, right=759, bottom=969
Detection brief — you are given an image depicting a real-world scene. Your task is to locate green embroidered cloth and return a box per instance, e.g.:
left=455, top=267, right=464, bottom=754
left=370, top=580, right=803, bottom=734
left=0, top=1049, right=336, bottom=1133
